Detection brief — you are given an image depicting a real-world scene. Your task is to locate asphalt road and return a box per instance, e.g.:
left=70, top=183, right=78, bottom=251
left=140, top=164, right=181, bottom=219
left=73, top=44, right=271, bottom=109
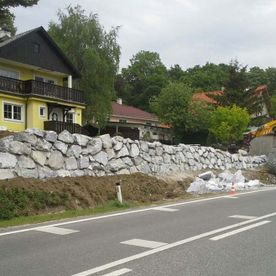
left=1, top=187, right=276, bottom=276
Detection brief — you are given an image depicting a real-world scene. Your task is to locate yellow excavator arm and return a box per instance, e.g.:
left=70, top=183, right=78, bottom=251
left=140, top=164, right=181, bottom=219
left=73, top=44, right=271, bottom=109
left=254, top=120, right=276, bottom=137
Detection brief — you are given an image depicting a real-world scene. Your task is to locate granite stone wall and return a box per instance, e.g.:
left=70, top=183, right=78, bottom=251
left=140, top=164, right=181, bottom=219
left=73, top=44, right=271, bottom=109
left=0, top=129, right=267, bottom=180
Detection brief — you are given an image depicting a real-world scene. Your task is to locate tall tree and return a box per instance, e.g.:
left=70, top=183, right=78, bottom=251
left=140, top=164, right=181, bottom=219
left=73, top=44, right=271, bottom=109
left=120, top=50, right=168, bottom=111
left=168, top=64, right=184, bottom=81
left=48, top=5, right=120, bottom=129
left=247, top=66, right=267, bottom=87
left=180, top=62, right=230, bottom=92
left=213, top=61, right=259, bottom=114
left=0, top=0, right=39, bottom=35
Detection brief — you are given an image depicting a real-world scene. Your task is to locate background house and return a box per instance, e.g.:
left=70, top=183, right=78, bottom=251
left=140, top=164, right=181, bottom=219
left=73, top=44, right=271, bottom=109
left=0, top=26, right=86, bottom=133
left=101, top=99, right=173, bottom=143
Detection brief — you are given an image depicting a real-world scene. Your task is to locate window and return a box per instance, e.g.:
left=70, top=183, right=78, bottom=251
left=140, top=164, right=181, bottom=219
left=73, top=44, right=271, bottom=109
left=33, top=43, right=40, bottom=54
left=0, top=68, right=19, bottom=79
left=51, top=112, right=58, bottom=121
left=35, top=76, right=55, bottom=84
left=40, top=107, right=46, bottom=117
left=4, top=103, right=22, bottom=121
left=66, top=113, right=74, bottom=123
left=119, top=119, right=127, bottom=123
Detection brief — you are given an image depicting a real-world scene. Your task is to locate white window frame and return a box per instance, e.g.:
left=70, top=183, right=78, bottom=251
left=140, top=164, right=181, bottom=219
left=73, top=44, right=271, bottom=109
left=3, top=102, right=24, bottom=122
left=0, top=66, right=20, bottom=80
left=66, top=112, right=75, bottom=124
left=39, top=106, right=46, bottom=118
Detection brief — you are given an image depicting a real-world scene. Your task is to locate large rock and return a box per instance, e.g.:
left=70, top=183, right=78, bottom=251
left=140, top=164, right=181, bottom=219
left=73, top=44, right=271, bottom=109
left=58, top=130, right=74, bottom=144
left=14, top=132, right=37, bottom=146
left=25, top=128, right=45, bottom=138
left=117, top=145, right=129, bottom=158
left=54, top=141, right=68, bottom=155
left=18, top=156, right=36, bottom=169
left=16, top=168, right=38, bottom=178
left=66, top=145, right=82, bottom=158
left=106, top=159, right=126, bottom=172
left=73, top=133, right=90, bottom=146
left=88, top=138, right=102, bottom=155
left=78, top=156, right=90, bottom=169
left=47, top=151, right=64, bottom=170
left=9, top=141, right=31, bottom=155
left=100, top=134, right=112, bottom=149
left=31, top=151, right=47, bottom=166
left=65, top=157, right=78, bottom=170
left=36, top=139, right=52, bottom=152
left=94, top=151, right=109, bottom=166
left=113, top=141, right=123, bottom=151
left=45, top=131, right=57, bottom=143
left=0, top=169, right=15, bottom=179
left=37, top=166, right=57, bottom=179
left=0, top=152, right=17, bottom=168
left=0, top=136, right=13, bottom=152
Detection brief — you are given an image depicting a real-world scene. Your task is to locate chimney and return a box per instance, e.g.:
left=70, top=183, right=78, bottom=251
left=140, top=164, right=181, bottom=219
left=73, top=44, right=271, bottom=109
left=117, top=98, right=122, bottom=105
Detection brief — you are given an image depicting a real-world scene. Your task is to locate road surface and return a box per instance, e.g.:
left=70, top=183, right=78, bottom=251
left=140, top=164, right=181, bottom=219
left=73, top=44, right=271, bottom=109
left=1, top=187, right=276, bottom=276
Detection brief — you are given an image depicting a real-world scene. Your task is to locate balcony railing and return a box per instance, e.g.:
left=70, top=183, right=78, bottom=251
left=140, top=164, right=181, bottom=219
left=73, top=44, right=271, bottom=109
left=44, top=120, right=89, bottom=135
left=0, top=76, right=85, bottom=104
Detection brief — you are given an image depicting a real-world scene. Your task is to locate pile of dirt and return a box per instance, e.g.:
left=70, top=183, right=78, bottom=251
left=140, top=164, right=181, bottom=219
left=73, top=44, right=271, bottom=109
left=0, top=173, right=193, bottom=217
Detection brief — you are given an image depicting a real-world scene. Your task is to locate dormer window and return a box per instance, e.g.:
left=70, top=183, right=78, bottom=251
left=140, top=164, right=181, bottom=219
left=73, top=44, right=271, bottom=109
left=33, top=43, right=40, bottom=54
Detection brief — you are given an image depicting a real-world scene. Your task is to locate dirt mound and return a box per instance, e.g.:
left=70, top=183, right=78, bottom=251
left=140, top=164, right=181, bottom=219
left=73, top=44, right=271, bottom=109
left=0, top=173, right=192, bottom=218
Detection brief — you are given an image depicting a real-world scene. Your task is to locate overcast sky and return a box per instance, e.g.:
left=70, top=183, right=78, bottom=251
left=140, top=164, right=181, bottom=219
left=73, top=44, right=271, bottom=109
left=11, top=0, right=276, bottom=70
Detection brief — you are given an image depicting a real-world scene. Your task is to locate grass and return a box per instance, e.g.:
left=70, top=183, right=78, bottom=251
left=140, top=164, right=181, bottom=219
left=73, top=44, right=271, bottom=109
left=0, top=200, right=135, bottom=228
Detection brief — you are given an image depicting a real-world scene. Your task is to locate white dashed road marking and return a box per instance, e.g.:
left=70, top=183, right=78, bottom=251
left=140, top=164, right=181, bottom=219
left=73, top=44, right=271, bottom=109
left=210, top=220, right=271, bottom=241
left=35, top=226, right=79, bottom=235
left=101, top=268, right=132, bottom=276
left=152, top=207, right=179, bottom=212
left=229, top=215, right=257, bottom=220
left=121, top=239, right=167, bottom=249
left=72, top=212, right=276, bottom=276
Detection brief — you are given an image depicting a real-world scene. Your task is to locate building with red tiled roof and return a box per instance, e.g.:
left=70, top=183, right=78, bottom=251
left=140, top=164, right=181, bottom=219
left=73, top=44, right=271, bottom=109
left=192, top=91, right=223, bottom=105
left=102, top=99, right=173, bottom=143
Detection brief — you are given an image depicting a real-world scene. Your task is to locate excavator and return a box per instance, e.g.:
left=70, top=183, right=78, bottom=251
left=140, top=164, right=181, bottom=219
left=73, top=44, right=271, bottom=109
left=243, top=119, right=276, bottom=148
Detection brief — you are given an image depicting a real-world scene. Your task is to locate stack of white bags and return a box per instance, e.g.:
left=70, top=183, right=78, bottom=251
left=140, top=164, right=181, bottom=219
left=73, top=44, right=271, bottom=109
left=187, top=170, right=261, bottom=194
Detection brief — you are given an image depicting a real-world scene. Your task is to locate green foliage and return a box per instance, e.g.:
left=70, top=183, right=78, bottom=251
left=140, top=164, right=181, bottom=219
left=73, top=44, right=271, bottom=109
left=212, top=61, right=260, bottom=114
left=269, top=95, right=276, bottom=118
left=48, top=5, right=120, bottom=128
left=180, top=62, right=230, bottom=91
left=209, top=105, right=250, bottom=145
left=248, top=66, right=267, bottom=87
left=151, top=82, right=214, bottom=143
left=0, top=0, right=39, bottom=35
left=0, top=188, right=68, bottom=220
left=168, top=64, right=184, bottom=81
left=118, top=50, right=168, bottom=111
left=150, top=82, right=192, bottom=128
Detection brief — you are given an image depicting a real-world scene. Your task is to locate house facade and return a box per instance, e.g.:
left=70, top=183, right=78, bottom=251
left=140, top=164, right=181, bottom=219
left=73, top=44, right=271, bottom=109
left=102, top=99, right=173, bottom=143
left=0, top=27, right=85, bottom=133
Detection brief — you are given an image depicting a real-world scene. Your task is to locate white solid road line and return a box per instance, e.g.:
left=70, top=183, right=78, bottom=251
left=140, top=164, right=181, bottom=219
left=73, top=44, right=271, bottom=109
left=121, top=239, right=168, bottom=249
left=224, top=195, right=238, bottom=199
left=101, top=268, right=132, bottom=276
left=1, top=186, right=276, bottom=238
left=71, top=211, right=276, bottom=276
left=152, top=207, right=179, bottom=212
left=210, top=220, right=271, bottom=241
left=35, top=226, right=79, bottom=235
left=229, top=215, right=257, bottom=220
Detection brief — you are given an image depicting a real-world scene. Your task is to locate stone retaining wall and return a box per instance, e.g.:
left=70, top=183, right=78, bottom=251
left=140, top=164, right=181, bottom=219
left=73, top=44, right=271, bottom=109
left=0, top=129, right=267, bottom=180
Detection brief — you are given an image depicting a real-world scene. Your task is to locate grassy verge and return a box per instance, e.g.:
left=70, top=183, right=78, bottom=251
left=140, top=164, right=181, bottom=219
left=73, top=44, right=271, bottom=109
left=0, top=200, right=135, bottom=228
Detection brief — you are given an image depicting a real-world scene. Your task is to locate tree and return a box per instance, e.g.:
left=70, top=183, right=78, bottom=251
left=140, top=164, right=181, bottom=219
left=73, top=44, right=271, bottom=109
left=247, top=66, right=267, bottom=87
left=120, top=50, right=168, bottom=111
left=150, top=82, right=213, bottom=143
left=213, top=61, right=259, bottom=114
left=168, top=64, right=184, bottom=81
left=0, top=0, right=39, bottom=35
left=265, top=67, right=276, bottom=96
left=209, top=105, right=250, bottom=145
left=48, top=5, right=120, bottom=129
left=269, top=95, right=276, bottom=118
left=180, top=62, right=230, bottom=92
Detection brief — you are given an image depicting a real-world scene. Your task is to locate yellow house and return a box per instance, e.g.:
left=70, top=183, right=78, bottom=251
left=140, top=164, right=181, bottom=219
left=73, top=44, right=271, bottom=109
left=0, top=26, right=85, bottom=133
